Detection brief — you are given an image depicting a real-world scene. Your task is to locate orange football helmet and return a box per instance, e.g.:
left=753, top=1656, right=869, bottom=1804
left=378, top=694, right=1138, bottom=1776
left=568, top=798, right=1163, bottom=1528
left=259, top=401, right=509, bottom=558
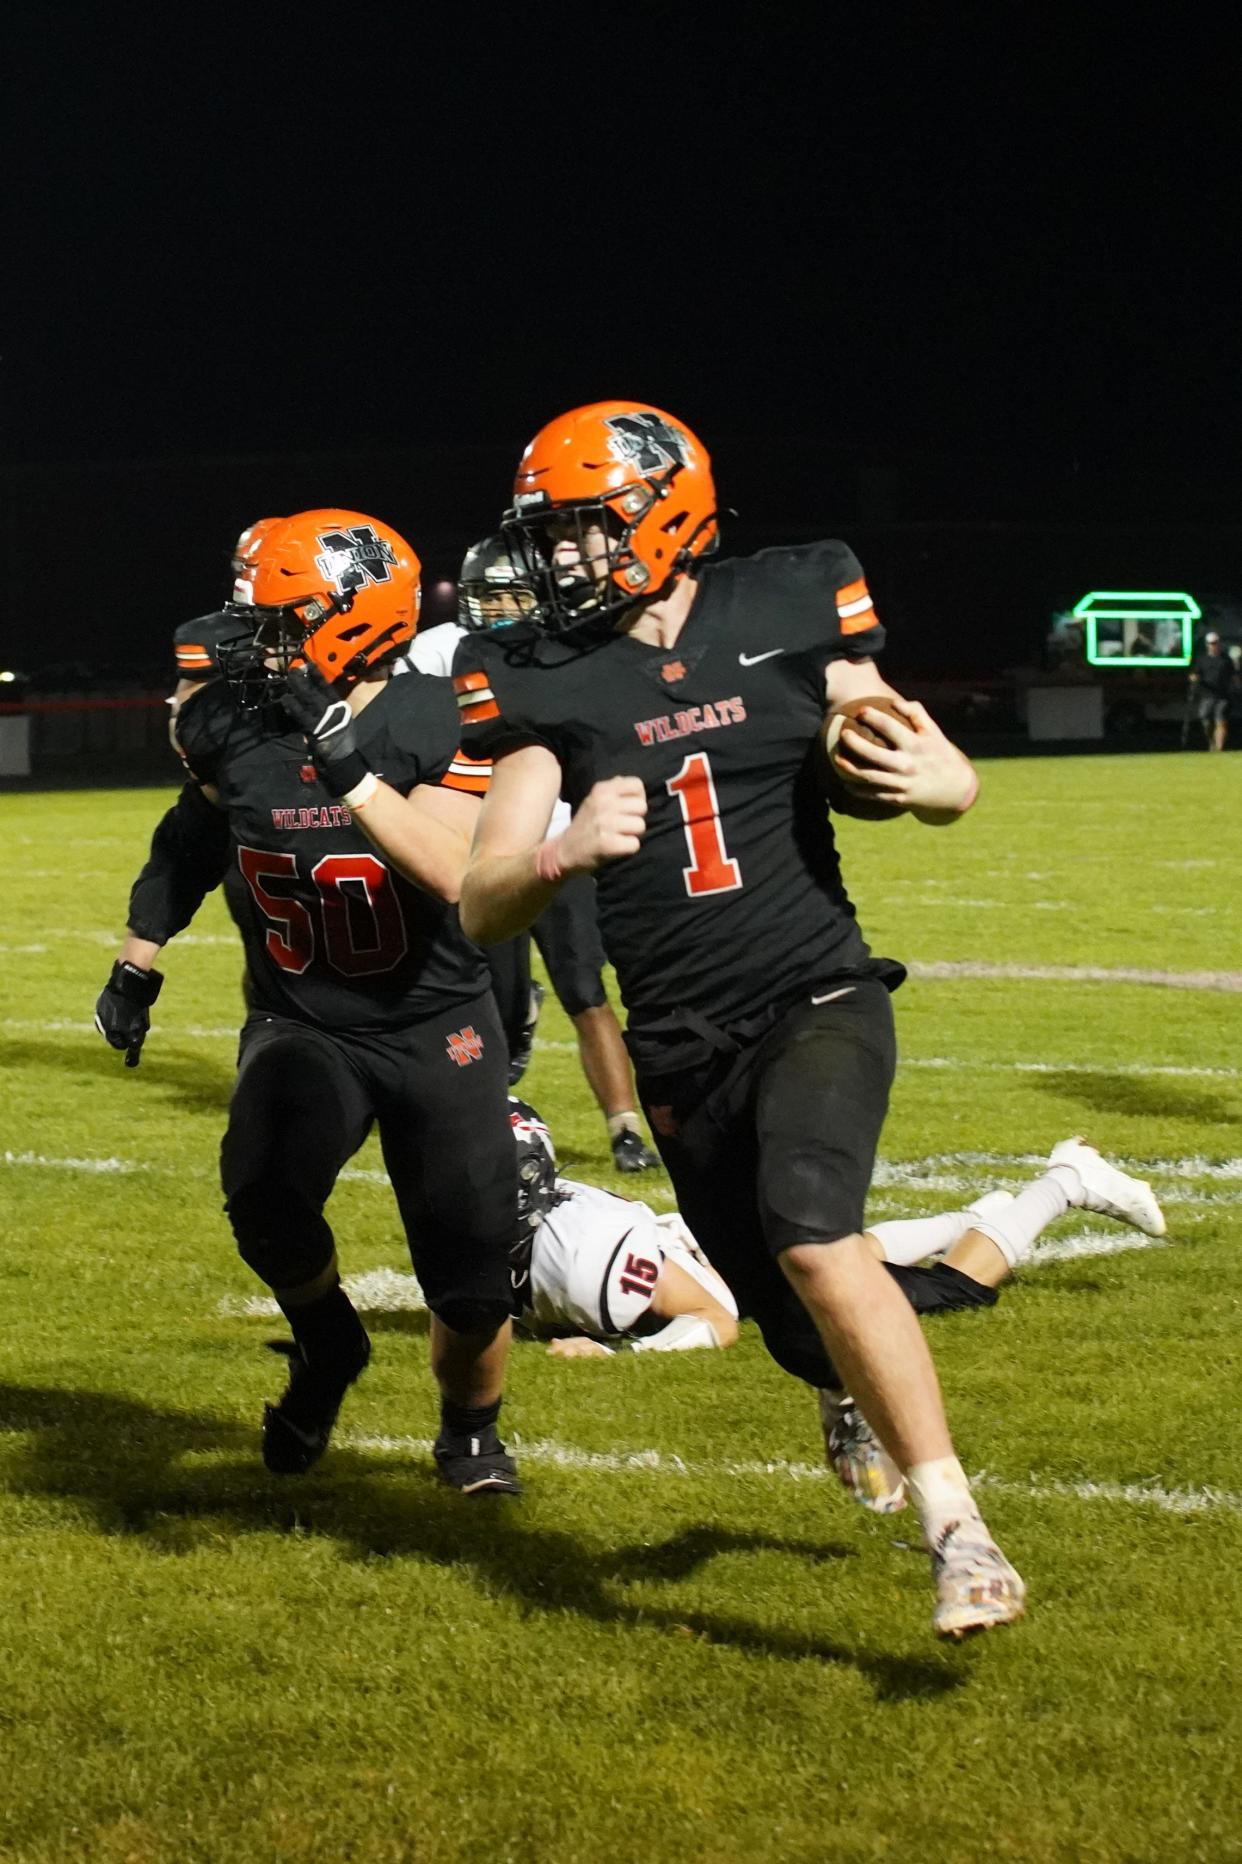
left=503, top=401, right=719, bottom=634
left=222, top=509, right=421, bottom=706
left=229, top=517, right=285, bottom=601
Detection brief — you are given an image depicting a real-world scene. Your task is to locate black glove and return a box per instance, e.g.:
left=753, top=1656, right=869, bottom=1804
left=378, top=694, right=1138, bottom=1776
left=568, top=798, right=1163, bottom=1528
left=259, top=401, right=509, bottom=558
left=281, top=664, right=372, bottom=798
left=94, top=960, right=163, bottom=1068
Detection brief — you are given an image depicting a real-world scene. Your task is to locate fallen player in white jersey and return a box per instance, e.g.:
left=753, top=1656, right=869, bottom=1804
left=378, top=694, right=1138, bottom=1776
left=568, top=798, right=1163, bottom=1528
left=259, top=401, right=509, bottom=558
left=507, top=1104, right=1164, bottom=1376
left=507, top=1101, right=739, bottom=1356
left=506, top=1102, right=1166, bottom=1537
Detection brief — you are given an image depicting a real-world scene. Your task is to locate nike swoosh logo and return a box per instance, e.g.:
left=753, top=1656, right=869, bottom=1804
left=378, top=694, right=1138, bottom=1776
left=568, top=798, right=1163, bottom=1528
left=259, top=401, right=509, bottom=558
left=738, top=649, right=784, bottom=666
left=811, top=987, right=856, bottom=1005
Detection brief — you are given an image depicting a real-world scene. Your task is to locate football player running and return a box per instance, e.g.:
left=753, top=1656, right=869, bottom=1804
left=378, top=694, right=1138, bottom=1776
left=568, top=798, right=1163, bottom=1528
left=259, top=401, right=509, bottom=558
left=96, top=510, right=521, bottom=1494
left=446, top=402, right=1027, bottom=1637
left=402, top=536, right=661, bottom=1171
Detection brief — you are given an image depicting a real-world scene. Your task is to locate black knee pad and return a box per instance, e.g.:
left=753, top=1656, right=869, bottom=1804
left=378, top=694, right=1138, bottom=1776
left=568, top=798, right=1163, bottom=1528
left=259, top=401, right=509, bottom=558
left=432, top=1294, right=513, bottom=1337
left=744, top=1288, right=840, bottom=1389
left=227, top=1183, right=335, bottom=1289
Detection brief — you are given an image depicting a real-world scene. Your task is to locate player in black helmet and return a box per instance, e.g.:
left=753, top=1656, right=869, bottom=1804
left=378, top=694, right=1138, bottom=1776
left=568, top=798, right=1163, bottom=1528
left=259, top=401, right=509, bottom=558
left=401, top=533, right=660, bottom=1170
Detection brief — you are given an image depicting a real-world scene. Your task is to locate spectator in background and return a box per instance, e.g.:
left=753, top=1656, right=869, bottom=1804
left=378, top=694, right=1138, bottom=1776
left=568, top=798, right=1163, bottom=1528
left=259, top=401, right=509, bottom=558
left=1189, top=630, right=1234, bottom=751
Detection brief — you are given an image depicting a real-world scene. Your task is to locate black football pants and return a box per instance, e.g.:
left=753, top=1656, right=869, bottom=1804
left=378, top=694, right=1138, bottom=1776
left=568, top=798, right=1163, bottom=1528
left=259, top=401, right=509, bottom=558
left=635, top=980, right=994, bottom=1387
left=220, top=993, right=516, bottom=1330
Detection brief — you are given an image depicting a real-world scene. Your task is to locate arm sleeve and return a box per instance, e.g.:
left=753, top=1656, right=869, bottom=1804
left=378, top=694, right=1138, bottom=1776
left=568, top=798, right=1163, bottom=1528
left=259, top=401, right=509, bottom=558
left=126, top=783, right=230, bottom=944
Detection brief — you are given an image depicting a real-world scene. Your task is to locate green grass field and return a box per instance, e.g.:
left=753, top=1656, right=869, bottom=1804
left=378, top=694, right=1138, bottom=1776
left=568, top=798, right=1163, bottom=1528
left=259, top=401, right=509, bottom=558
left=2, top=756, right=1240, bottom=1863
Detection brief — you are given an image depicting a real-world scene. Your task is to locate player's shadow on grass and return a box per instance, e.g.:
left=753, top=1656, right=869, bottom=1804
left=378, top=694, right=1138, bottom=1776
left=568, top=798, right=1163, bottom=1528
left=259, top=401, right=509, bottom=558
left=0, top=1381, right=965, bottom=1704
left=6, top=1038, right=234, bottom=1113
left=1034, top=1069, right=1237, bottom=1125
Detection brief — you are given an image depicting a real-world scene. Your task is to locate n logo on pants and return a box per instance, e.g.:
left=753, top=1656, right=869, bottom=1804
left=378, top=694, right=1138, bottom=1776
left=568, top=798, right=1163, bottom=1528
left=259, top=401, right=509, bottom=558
left=446, top=1025, right=484, bottom=1067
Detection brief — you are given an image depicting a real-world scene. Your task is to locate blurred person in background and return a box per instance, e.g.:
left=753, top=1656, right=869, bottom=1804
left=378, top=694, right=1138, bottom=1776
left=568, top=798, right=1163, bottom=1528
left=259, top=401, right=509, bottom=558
left=1188, top=629, right=1233, bottom=750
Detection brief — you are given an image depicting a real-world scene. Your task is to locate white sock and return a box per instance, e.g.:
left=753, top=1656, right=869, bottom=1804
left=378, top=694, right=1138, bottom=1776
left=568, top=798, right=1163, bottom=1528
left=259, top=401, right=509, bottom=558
left=867, top=1210, right=973, bottom=1268
left=968, top=1172, right=1071, bottom=1270
left=906, top=1456, right=984, bottom=1546
left=607, top=1111, right=641, bottom=1141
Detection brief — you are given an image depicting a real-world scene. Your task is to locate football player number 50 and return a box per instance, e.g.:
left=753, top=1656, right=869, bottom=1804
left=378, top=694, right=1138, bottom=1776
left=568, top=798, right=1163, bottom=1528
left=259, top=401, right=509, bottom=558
left=237, top=847, right=409, bottom=976
left=666, top=752, right=742, bottom=897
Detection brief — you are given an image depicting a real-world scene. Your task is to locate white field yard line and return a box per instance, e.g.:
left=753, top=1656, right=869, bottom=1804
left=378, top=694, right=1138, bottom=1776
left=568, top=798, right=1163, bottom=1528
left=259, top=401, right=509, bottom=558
left=333, top=1431, right=1242, bottom=1519
left=9, top=1148, right=1241, bottom=1209
left=908, top=960, right=1242, bottom=993
left=6, top=1018, right=1242, bottom=1082
left=215, top=1228, right=1170, bottom=1320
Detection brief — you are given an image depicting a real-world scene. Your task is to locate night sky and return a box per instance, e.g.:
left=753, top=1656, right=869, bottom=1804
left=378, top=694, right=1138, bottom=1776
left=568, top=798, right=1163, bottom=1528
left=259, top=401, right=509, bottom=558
left=6, top=10, right=1239, bottom=675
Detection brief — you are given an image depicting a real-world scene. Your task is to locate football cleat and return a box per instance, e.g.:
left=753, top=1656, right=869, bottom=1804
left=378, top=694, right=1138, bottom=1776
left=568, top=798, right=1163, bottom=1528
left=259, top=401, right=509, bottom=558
left=931, top=1518, right=1027, bottom=1640
left=261, top=1332, right=371, bottom=1477
left=817, top=1391, right=907, bottom=1513
left=507, top=982, right=545, bottom=1086
left=611, top=1129, right=661, bottom=1173
left=1047, top=1138, right=1166, bottom=1237
left=433, top=1431, right=521, bottom=1497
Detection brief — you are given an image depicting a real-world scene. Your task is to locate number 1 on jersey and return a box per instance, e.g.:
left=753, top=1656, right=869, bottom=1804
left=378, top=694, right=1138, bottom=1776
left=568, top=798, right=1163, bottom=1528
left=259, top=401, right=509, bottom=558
left=666, top=751, right=742, bottom=897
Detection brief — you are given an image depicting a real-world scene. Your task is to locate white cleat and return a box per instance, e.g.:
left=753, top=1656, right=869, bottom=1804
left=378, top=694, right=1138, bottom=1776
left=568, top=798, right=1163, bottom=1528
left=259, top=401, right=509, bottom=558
left=1047, top=1137, right=1166, bottom=1237
left=817, top=1391, right=907, bottom=1514
left=931, top=1519, right=1027, bottom=1640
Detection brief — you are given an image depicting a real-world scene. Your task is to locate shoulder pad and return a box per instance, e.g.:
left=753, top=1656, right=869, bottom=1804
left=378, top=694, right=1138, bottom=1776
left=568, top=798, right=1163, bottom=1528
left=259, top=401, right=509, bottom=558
left=173, top=608, right=252, bottom=682
left=721, top=539, right=884, bottom=656
left=592, top=1206, right=665, bottom=1334
left=364, top=670, right=461, bottom=792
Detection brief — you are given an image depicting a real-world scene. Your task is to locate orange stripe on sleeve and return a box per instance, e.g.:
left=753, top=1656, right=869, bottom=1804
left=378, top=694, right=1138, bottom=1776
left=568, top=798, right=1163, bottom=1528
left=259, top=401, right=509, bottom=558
left=453, top=670, right=491, bottom=695
left=460, top=697, right=500, bottom=724
left=836, top=577, right=879, bottom=635
left=840, top=607, right=878, bottom=636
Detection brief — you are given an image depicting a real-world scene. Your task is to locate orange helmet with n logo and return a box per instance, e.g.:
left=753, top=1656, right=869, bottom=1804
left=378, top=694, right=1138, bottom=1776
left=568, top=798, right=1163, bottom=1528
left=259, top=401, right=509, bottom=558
left=222, top=508, right=421, bottom=707
left=503, top=402, right=719, bottom=635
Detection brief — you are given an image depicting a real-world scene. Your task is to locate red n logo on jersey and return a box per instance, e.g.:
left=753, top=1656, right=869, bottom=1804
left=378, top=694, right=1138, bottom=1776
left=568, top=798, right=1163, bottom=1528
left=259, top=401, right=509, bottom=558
left=446, top=1025, right=484, bottom=1067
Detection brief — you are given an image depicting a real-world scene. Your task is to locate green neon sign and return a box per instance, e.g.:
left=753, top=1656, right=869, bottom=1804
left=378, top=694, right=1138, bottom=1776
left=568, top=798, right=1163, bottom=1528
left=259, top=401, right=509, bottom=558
left=1074, top=590, right=1200, bottom=668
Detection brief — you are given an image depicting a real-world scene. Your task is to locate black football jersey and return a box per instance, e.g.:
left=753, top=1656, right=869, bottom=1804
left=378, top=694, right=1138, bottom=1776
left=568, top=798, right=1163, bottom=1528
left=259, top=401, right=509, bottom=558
left=175, top=673, right=488, bottom=1030
left=172, top=609, right=254, bottom=683
left=455, top=541, right=894, bottom=1032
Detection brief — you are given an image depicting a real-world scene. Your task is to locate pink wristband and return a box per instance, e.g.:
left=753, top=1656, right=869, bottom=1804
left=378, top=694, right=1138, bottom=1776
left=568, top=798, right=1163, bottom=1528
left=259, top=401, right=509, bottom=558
left=533, top=835, right=566, bottom=885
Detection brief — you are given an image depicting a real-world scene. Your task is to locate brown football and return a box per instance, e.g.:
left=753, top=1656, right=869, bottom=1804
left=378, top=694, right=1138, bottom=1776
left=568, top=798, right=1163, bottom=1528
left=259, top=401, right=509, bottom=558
left=820, top=694, right=908, bottom=819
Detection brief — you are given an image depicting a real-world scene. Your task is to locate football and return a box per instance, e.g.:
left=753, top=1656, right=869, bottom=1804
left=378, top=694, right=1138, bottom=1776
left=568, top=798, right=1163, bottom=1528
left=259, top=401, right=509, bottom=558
left=820, top=694, right=909, bottom=819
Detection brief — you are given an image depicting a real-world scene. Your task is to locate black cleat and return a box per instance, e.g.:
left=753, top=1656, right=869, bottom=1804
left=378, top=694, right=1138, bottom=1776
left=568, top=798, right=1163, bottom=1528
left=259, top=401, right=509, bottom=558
left=507, top=982, right=545, bottom=1086
left=611, top=1128, right=660, bottom=1173
left=261, top=1333, right=371, bottom=1476
left=433, top=1430, right=521, bottom=1496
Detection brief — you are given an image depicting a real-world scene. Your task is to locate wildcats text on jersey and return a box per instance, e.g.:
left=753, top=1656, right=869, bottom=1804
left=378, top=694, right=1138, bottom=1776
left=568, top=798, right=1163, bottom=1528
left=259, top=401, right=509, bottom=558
left=634, top=696, right=746, bottom=746
left=270, top=803, right=356, bottom=831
